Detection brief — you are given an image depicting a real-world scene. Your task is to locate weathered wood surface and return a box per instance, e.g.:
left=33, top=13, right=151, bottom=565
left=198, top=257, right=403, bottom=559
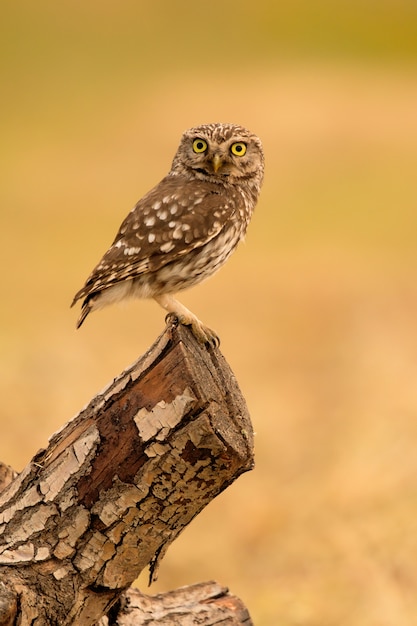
left=0, top=320, right=254, bottom=625
left=97, top=581, right=253, bottom=626
left=0, top=463, right=17, bottom=495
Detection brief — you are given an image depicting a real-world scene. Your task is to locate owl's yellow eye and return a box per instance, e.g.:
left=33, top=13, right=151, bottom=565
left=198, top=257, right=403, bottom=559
left=230, top=142, right=247, bottom=157
left=192, top=138, right=208, bottom=153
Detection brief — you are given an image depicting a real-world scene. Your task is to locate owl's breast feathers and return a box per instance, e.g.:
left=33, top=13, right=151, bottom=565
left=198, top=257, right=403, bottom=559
left=71, top=175, right=254, bottom=306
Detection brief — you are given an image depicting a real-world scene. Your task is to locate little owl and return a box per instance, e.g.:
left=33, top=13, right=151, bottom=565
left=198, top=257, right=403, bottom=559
left=72, top=122, right=264, bottom=345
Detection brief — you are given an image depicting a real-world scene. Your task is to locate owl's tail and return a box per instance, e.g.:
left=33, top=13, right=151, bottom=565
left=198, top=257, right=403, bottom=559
left=75, top=301, right=92, bottom=329
left=70, top=293, right=94, bottom=329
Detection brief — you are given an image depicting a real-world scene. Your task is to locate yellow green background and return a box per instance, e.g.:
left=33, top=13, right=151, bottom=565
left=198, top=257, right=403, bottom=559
left=1, top=2, right=417, bottom=624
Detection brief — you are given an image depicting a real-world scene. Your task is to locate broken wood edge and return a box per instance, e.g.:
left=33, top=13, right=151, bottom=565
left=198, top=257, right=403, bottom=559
left=98, top=581, right=253, bottom=626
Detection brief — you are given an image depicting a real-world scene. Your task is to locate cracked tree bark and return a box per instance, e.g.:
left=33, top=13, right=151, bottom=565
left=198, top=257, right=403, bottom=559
left=0, top=320, right=254, bottom=625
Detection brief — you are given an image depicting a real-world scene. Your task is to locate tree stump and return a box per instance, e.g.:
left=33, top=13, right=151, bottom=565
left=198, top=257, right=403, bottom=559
left=0, top=319, right=254, bottom=625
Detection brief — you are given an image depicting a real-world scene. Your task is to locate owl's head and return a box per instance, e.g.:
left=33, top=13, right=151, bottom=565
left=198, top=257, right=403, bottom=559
left=170, top=122, right=264, bottom=188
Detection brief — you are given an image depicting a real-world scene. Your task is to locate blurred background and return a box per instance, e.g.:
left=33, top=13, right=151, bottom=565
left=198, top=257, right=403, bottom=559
left=1, top=1, right=417, bottom=624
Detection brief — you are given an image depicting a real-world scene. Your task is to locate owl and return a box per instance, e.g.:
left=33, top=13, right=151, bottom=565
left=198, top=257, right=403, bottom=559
left=71, top=122, right=264, bottom=346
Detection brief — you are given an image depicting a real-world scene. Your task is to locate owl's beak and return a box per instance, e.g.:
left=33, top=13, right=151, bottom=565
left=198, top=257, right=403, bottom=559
left=212, top=154, right=223, bottom=173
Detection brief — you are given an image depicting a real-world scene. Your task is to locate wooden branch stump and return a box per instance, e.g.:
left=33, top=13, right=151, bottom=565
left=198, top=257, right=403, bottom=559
left=0, top=320, right=254, bottom=625
left=97, top=581, right=253, bottom=626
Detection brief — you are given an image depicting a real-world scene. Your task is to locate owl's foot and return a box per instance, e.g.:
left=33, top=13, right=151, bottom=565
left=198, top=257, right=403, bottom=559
left=155, top=294, right=220, bottom=348
left=190, top=320, right=220, bottom=348
left=166, top=312, right=220, bottom=347
left=169, top=313, right=220, bottom=347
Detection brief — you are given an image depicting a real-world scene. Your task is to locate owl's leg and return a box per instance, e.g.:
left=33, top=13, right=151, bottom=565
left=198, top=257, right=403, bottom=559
left=153, top=294, right=219, bottom=347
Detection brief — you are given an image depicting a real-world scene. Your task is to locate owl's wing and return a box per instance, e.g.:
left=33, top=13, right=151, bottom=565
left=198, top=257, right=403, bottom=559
left=72, top=175, right=240, bottom=304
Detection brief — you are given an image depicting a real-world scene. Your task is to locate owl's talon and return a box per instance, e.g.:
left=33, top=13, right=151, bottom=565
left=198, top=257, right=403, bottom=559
left=192, top=322, right=220, bottom=348
left=165, top=312, right=180, bottom=328
left=204, top=327, right=221, bottom=348
left=181, top=315, right=219, bottom=348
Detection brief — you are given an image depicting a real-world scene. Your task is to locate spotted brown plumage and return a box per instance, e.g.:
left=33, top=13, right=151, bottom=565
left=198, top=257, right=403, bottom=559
left=71, top=123, right=264, bottom=345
